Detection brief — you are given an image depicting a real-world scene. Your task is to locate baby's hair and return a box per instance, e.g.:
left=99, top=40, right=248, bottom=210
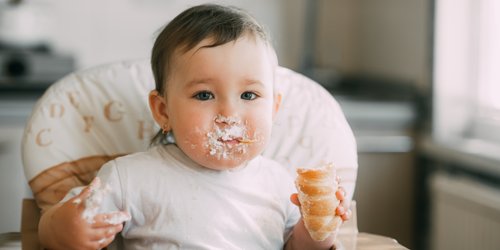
left=150, top=4, right=272, bottom=145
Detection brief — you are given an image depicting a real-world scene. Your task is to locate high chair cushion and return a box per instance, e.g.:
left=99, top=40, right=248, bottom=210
left=21, top=59, right=357, bottom=212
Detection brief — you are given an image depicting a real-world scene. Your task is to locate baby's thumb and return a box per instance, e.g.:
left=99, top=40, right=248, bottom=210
left=290, top=193, right=300, bottom=206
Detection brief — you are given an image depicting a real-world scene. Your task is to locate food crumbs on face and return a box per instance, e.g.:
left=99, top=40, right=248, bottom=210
left=205, top=115, right=256, bottom=159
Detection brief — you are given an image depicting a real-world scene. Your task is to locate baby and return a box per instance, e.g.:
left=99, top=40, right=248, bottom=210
left=38, top=4, right=349, bottom=250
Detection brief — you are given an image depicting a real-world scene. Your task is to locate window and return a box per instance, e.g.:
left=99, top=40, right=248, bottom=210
left=433, top=0, right=500, bottom=154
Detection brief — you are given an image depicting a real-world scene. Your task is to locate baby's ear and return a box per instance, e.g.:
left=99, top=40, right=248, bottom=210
left=272, top=92, right=282, bottom=119
left=148, top=90, right=170, bottom=130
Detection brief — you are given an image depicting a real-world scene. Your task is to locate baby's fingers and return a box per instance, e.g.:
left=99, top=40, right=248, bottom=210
left=336, top=205, right=351, bottom=221
left=88, top=224, right=123, bottom=241
left=92, top=234, right=117, bottom=250
left=92, top=211, right=131, bottom=228
left=290, top=193, right=300, bottom=206
left=335, top=187, right=346, bottom=201
left=341, top=208, right=351, bottom=221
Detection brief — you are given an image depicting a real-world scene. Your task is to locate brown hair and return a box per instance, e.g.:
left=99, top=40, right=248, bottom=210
left=150, top=4, right=271, bottom=145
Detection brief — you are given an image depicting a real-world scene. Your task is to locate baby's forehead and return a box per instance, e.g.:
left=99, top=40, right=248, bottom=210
left=164, top=34, right=277, bottom=89
left=170, top=35, right=276, bottom=68
left=177, top=32, right=268, bottom=54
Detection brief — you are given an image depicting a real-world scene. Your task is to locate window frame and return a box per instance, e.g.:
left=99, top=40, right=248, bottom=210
left=433, top=0, right=500, bottom=156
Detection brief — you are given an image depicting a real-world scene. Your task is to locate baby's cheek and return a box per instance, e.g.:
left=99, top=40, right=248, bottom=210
left=252, top=122, right=272, bottom=144
left=180, top=128, right=208, bottom=152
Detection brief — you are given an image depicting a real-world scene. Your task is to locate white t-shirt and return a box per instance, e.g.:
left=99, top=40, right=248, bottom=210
left=93, top=144, right=300, bottom=249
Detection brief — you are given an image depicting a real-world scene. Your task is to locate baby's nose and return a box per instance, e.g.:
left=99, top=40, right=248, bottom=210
left=214, top=114, right=240, bottom=125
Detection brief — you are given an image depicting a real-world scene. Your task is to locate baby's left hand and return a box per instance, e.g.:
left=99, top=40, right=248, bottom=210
left=290, top=186, right=351, bottom=222
left=286, top=186, right=350, bottom=250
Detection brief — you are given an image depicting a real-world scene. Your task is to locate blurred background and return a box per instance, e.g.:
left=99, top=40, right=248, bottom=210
left=1, top=0, right=499, bottom=249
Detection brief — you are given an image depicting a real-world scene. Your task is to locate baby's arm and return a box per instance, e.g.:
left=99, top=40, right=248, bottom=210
left=38, top=178, right=129, bottom=250
left=284, top=188, right=350, bottom=250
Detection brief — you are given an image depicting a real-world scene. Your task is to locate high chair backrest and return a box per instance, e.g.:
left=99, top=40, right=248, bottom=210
left=21, top=59, right=358, bottom=213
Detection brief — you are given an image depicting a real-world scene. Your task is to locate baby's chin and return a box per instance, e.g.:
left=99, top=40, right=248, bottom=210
left=177, top=139, right=264, bottom=171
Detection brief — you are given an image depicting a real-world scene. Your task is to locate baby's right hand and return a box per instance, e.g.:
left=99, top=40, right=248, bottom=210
left=40, top=178, right=129, bottom=250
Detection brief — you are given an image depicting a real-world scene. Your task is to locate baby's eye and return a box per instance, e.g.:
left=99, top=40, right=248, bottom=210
left=193, top=91, right=214, bottom=101
left=241, top=91, right=258, bottom=100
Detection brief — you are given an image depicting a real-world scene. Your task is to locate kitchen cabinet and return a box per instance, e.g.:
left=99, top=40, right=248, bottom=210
left=337, top=97, right=416, bottom=249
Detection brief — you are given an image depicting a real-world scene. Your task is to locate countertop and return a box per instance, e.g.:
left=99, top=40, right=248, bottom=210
left=0, top=232, right=408, bottom=250
left=419, top=134, right=500, bottom=180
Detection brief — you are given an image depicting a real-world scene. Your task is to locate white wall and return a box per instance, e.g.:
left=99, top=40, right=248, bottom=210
left=7, top=0, right=431, bottom=88
left=358, top=0, right=430, bottom=89
left=316, top=0, right=360, bottom=74
left=28, top=0, right=293, bottom=70
left=316, top=0, right=431, bottom=90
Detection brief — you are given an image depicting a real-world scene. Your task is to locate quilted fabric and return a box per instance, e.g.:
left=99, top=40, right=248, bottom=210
left=21, top=59, right=357, bottom=212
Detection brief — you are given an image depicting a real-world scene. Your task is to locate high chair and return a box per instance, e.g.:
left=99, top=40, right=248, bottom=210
left=19, top=59, right=360, bottom=249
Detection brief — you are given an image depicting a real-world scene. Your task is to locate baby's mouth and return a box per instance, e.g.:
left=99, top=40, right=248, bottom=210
left=212, top=126, right=252, bottom=147
left=205, top=115, right=256, bottom=159
left=218, top=137, right=255, bottom=145
left=218, top=137, right=240, bottom=144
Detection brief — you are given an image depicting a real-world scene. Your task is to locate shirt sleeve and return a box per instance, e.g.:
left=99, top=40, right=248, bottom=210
left=95, top=160, right=124, bottom=214
left=283, top=178, right=301, bottom=241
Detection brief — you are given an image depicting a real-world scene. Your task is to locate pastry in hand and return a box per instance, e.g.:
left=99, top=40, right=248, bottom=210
left=295, top=163, right=342, bottom=241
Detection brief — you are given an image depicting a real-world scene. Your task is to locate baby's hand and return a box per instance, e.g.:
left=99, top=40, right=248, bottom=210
left=40, top=178, right=130, bottom=250
left=333, top=184, right=351, bottom=221
left=291, top=186, right=351, bottom=222
left=288, top=186, right=349, bottom=250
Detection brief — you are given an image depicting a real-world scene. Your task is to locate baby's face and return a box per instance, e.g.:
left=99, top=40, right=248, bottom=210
left=163, top=35, right=277, bottom=170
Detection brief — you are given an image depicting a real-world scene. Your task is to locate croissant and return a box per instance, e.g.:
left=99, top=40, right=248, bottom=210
left=295, top=163, right=342, bottom=241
